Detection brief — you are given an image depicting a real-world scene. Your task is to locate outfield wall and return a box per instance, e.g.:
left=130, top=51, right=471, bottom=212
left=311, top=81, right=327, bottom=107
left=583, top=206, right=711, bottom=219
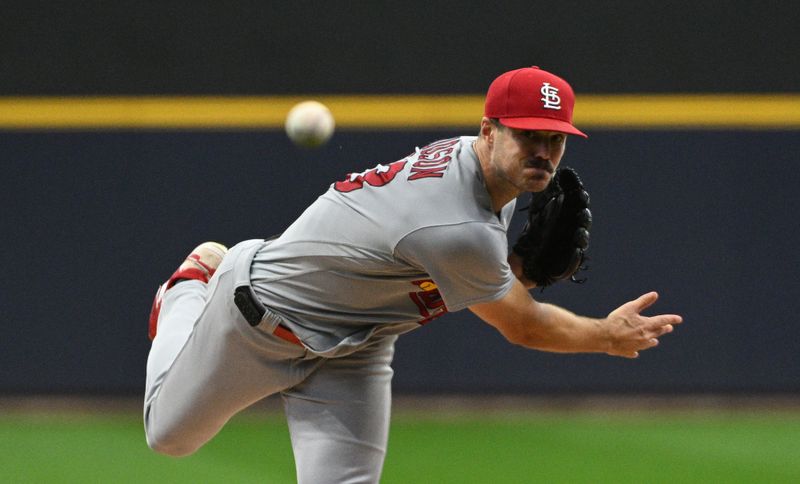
left=2, top=128, right=798, bottom=394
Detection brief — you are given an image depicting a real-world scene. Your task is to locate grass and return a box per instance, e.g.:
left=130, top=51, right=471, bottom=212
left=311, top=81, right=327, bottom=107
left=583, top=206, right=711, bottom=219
left=385, top=412, right=800, bottom=483
left=1, top=408, right=799, bottom=483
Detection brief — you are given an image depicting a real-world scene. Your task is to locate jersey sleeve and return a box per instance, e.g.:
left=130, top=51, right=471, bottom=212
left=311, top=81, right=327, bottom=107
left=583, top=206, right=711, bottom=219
left=394, top=222, right=515, bottom=312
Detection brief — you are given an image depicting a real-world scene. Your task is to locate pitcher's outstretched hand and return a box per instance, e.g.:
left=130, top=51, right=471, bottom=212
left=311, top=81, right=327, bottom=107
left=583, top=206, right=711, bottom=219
left=604, top=292, right=683, bottom=358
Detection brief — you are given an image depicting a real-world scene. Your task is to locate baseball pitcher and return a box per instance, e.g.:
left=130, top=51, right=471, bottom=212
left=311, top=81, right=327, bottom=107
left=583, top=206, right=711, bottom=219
left=144, top=66, right=682, bottom=483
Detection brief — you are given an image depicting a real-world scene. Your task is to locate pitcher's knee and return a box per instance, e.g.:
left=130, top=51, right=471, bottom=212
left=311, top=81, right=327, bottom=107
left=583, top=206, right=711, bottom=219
left=145, top=423, right=201, bottom=457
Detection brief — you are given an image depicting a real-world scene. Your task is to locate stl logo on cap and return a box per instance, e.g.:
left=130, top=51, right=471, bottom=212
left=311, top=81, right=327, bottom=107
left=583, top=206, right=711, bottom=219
left=483, top=66, right=587, bottom=138
left=540, top=82, right=561, bottom=110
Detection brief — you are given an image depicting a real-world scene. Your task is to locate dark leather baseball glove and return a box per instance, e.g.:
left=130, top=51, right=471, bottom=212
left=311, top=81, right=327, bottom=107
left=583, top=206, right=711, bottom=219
left=512, top=167, right=592, bottom=287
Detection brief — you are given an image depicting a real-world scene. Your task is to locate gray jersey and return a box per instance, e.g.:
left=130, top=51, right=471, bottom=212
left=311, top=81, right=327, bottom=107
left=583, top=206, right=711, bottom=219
left=251, top=136, right=516, bottom=356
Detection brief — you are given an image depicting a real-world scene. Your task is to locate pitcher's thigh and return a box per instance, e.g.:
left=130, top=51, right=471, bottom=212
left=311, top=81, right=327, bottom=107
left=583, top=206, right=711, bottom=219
left=145, top=274, right=307, bottom=456
left=283, top=337, right=396, bottom=484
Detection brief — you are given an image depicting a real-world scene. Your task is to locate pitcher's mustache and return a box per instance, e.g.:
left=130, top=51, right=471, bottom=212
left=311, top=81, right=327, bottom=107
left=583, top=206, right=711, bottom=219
left=525, top=158, right=555, bottom=173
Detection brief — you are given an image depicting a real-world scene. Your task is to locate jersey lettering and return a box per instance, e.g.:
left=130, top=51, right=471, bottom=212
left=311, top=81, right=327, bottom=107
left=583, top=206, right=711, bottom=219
left=408, top=138, right=459, bottom=181
left=334, top=160, right=407, bottom=193
left=333, top=137, right=459, bottom=192
left=408, top=279, right=448, bottom=325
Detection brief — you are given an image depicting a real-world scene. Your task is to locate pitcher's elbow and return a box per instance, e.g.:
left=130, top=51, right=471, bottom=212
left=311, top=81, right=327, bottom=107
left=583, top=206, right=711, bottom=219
left=503, top=328, right=530, bottom=348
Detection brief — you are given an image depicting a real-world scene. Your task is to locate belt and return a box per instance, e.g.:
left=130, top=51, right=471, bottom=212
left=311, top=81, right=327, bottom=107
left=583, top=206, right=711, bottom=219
left=233, top=285, right=303, bottom=347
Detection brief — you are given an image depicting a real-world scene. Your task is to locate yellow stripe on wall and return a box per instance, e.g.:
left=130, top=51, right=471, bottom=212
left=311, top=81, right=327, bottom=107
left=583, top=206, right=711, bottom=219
left=577, top=95, right=800, bottom=128
left=0, top=94, right=798, bottom=129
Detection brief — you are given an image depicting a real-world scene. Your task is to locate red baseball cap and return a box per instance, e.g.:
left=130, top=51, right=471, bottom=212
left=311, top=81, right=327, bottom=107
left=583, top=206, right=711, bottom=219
left=484, top=66, right=587, bottom=138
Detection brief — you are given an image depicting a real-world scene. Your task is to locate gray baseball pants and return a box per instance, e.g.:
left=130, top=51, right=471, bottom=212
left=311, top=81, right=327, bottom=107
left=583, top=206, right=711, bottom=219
left=144, top=240, right=396, bottom=484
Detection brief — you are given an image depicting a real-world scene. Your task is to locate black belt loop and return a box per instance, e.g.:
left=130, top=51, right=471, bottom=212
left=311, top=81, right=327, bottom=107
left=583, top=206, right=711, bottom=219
left=233, top=284, right=303, bottom=347
left=234, top=285, right=265, bottom=327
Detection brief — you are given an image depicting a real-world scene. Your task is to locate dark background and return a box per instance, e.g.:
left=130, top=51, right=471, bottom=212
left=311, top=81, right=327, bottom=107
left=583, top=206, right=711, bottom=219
left=1, top=1, right=798, bottom=396
left=2, top=1, right=798, bottom=95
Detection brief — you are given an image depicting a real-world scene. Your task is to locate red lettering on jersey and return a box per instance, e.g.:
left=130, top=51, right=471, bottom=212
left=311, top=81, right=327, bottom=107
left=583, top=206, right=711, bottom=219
left=334, top=160, right=407, bottom=193
left=409, top=279, right=448, bottom=325
left=333, top=138, right=460, bottom=191
left=409, top=157, right=451, bottom=180
left=408, top=138, right=459, bottom=181
left=419, top=138, right=458, bottom=157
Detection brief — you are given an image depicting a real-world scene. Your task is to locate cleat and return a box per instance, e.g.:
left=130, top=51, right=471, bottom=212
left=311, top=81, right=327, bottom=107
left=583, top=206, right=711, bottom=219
left=148, top=242, right=228, bottom=340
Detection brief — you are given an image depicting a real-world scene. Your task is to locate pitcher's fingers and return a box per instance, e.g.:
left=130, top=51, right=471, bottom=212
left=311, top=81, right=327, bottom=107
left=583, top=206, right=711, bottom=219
left=644, top=338, right=660, bottom=349
left=627, top=291, right=659, bottom=313
left=651, top=324, right=674, bottom=337
left=648, top=314, right=683, bottom=327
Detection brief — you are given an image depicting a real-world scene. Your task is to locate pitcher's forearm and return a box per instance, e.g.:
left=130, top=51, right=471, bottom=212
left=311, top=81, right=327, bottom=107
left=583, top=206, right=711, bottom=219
left=514, top=302, right=610, bottom=354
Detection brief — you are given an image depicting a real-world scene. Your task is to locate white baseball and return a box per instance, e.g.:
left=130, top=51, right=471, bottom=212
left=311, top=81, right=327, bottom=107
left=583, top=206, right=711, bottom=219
left=285, top=100, right=335, bottom=148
